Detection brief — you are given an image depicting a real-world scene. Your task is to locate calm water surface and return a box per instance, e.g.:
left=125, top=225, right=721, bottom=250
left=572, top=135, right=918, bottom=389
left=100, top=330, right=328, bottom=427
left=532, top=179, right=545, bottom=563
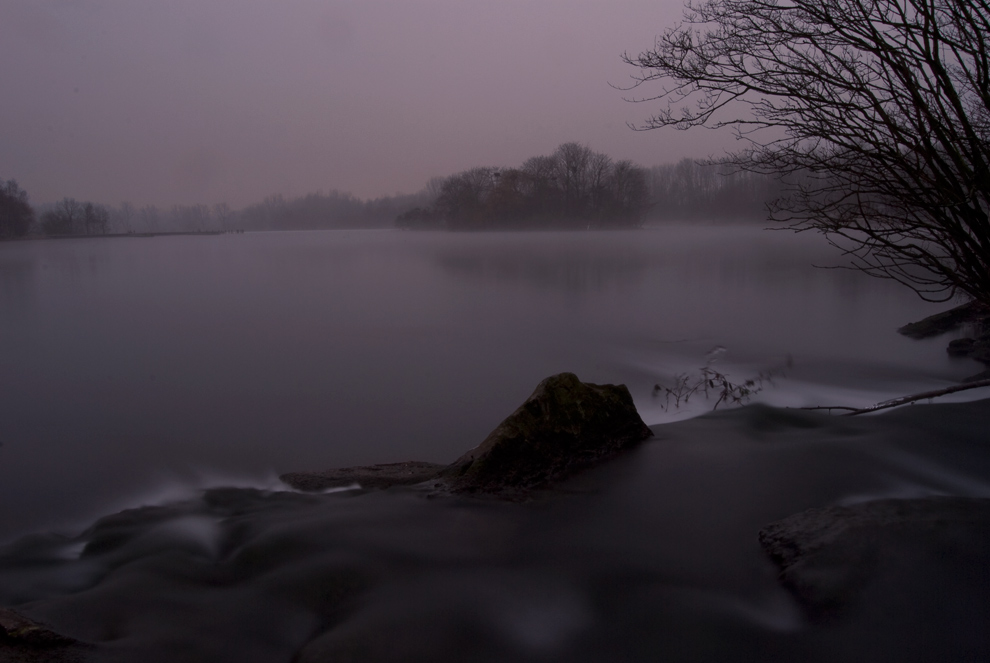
left=0, top=226, right=979, bottom=541
left=2, top=227, right=989, bottom=662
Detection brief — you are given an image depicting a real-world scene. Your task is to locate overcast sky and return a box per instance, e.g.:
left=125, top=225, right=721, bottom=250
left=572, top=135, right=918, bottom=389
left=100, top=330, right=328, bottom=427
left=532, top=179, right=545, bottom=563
left=0, top=0, right=738, bottom=208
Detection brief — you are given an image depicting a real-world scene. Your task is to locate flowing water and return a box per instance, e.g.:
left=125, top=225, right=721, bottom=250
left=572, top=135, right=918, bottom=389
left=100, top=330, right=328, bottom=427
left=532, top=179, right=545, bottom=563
left=0, top=226, right=987, bottom=661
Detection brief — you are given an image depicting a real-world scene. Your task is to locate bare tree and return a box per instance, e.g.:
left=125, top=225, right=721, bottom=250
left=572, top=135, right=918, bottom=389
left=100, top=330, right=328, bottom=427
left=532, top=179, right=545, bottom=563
left=111, top=202, right=136, bottom=233
left=139, top=205, right=161, bottom=233
left=213, top=203, right=232, bottom=231
left=40, top=198, right=83, bottom=235
left=424, top=176, right=446, bottom=203
left=82, top=202, right=109, bottom=235
left=624, top=0, right=990, bottom=305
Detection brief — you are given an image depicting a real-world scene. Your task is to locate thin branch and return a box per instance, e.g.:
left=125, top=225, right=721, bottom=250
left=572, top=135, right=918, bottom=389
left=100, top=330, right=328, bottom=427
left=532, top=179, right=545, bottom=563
left=799, top=377, right=990, bottom=415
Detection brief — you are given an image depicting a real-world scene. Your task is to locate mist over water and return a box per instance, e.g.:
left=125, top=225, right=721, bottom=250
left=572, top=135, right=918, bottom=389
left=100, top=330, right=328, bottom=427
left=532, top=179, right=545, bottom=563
left=2, top=226, right=989, bottom=661
left=0, top=226, right=978, bottom=543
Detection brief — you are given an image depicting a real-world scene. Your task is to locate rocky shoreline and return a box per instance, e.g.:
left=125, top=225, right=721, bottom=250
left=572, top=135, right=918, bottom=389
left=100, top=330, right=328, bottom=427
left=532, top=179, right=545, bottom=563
left=2, top=375, right=988, bottom=661
left=282, top=372, right=990, bottom=633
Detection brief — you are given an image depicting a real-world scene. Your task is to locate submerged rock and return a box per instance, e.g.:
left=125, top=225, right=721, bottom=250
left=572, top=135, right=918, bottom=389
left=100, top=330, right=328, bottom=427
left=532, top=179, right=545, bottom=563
left=282, top=373, right=653, bottom=498
left=280, top=461, right=446, bottom=492
left=437, top=372, right=653, bottom=495
left=758, top=497, right=990, bottom=622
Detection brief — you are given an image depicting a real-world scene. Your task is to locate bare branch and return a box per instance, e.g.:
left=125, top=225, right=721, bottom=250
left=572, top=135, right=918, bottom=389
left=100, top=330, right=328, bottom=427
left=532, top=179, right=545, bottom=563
left=626, top=0, right=990, bottom=305
left=799, top=377, right=990, bottom=414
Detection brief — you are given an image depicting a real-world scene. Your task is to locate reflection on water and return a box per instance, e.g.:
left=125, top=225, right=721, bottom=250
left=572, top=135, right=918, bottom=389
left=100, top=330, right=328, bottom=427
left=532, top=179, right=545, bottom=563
left=0, top=227, right=982, bottom=545
left=436, top=250, right=648, bottom=293
left=0, top=247, right=37, bottom=313
left=1, top=228, right=989, bottom=661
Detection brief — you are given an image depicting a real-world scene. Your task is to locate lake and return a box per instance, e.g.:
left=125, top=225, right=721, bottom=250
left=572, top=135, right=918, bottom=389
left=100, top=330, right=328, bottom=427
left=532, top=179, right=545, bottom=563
left=0, top=226, right=987, bottom=662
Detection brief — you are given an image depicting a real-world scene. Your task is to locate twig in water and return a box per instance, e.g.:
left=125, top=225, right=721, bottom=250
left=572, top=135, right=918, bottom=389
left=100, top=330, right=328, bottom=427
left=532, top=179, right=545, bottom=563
left=653, top=365, right=782, bottom=411
left=800, top=378, right=990, bottom=416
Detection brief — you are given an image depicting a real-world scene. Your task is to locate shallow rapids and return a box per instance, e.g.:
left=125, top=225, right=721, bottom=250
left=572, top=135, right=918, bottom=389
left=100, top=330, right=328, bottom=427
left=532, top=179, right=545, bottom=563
left=2, top=400, right=988, bottom=662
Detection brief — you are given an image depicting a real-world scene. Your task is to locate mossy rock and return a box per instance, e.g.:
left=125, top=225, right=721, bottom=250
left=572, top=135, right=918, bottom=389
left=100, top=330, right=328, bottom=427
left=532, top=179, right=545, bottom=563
left=438, top=372, right=653, bottom=495
left=281, top=373, right=653, bottom=499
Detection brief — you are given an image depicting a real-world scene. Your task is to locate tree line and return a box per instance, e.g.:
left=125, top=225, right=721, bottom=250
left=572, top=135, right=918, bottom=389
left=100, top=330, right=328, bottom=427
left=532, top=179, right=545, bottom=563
left=643, top=159, right=785, bottom=222
left=398, top=143, right=652, bottom=230
left=0, top=187, right=427, bottom=237
left=1, top=154, right=785, bottom=240
left=236, top=190, right=428, bottom=231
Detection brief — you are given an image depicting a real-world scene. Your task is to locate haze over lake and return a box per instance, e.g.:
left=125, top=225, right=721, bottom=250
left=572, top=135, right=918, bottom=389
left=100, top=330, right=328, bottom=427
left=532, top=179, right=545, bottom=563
left=3, top=226, right=990, bottom=662
left=0, top=226, right=975, bottom=543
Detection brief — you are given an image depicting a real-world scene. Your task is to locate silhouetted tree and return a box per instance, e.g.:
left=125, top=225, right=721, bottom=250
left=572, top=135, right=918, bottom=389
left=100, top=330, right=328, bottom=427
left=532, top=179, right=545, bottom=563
left=213, top=203, right=231, bottom=231
left=139, top=205, right=161, bottom=232
left=0, top=180, right=34, bottom=238
left=419, top=144, right=650, bottom=229
left=40, top=198, right=83, bottom=235
left=625, top=0, right=990, bottom=304
left=82, top=202, right=109, bottom=235
left=435, top=168, right=497, bottom=229
left=40, top=198, right=111, bottom=235
left=111, top=202, right=136, bottom=233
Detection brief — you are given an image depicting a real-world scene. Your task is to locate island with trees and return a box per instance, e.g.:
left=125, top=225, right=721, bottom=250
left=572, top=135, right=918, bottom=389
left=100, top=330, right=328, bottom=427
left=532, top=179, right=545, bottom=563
left=397, top=143, right=652, bottom=230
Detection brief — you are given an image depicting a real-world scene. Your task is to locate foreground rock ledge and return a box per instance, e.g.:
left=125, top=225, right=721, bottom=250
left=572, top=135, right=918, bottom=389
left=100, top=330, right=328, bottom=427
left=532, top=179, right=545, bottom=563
left=759, top=497, right=990, bottom=622
left=0, top=607, right=86, bottom=662
left=280, top=373, right=653, bottom=497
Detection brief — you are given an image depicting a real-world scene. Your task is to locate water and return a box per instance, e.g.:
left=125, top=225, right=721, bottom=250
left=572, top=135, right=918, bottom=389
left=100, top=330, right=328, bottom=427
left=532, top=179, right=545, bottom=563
left=1, top=226, right=988, bottom=661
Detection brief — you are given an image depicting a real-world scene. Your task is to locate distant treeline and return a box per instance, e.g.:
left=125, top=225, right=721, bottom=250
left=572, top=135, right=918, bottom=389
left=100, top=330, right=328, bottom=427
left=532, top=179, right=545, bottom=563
left=1, top=153, right=784, bottom=240
left=235, top=191, right=429, bottom=231
left=0, top=187, right=426, bottom=237
left=643, top=159, right=785, bottom=222
left=398, top=143, right=650, bottom=230
left=0, top=180, right=33, bottom=238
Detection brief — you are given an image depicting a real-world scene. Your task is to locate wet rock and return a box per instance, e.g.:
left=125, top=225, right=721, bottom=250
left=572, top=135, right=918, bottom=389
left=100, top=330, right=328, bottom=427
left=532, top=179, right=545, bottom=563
left=758, top=497, right=990, bottom=623
left=280, top=461, right=446, bottom=492
left=0, top=608, right=86, bottom=662
left=281, top=373, right=653, bottom=499
left=437, top=372, right=653, bottom=495
left=970, top=338, right=990, bottom=363
left=946, top=336, right=990, bottom=361
left=947, top=337, right=977, bottom=356
left=897, top=300, right=988, bottom=339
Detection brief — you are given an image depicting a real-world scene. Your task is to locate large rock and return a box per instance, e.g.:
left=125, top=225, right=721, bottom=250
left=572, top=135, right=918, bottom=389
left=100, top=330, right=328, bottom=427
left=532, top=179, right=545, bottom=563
left=280, top=373, right=653, bottom=498
left=437, top=372, right=653, bottom=495
left=758, top=497, right=990, bottom=622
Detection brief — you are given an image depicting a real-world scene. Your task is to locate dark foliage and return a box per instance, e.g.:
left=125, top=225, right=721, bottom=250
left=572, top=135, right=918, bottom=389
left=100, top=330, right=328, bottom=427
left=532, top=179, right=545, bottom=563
left=625, top=0, right=990, bottom=304
left=40, top=199, right=109, bottom=236
left=0, top=180, right=34, bottom=238
left=403, top=143, right=651, bottom=230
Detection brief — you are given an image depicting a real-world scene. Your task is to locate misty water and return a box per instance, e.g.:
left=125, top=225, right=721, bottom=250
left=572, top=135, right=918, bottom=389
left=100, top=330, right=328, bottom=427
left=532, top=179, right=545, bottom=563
left=1, top=226, right=988, bottom=661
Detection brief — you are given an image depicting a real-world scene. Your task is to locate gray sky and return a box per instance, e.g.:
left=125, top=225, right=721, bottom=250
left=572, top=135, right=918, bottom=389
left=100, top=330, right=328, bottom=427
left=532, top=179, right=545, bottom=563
left=0, top=0, right=737, bottom=208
